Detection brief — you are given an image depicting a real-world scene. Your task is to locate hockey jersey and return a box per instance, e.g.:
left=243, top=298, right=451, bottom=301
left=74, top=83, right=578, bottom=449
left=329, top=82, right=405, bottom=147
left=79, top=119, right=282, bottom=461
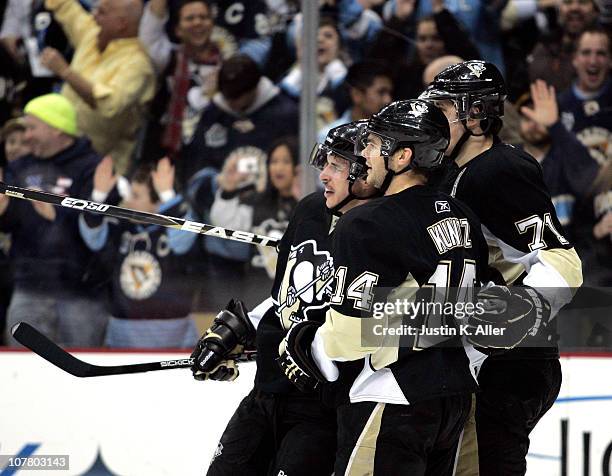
left=442, top=139, right=583, bottom=358
left=251, top=192, right=336, bottom=393
left=79, top=196, right=198, bottom=320
left=313, top=185, right=490, bottom=405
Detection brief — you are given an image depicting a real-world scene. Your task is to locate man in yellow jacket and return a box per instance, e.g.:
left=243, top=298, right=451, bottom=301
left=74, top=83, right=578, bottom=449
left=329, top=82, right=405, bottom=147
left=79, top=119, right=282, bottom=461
left=40, top=0, right=156, bottom=174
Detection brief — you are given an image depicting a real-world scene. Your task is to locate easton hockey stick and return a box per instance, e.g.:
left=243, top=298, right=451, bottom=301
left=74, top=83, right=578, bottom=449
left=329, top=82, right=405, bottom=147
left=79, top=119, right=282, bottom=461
left=11, top=322, right=256, bottom=377
left=0, top=181, right=279, bottom=248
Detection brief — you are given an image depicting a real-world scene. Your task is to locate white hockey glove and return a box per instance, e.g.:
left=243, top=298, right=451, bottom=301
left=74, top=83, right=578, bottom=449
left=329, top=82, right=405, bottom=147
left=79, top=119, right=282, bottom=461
left=467, top=284, right=551, bottom=351
left=277, top=320, right=327, bottom=392
left=190, top=299, right=255, bottom=381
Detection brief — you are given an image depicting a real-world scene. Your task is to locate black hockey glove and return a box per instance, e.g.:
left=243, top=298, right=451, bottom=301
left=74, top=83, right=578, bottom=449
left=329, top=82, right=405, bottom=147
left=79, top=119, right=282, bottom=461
left=277, top=320, right=327, bottom=393
left=467, top=284, right=551, bottom=352
left=191, top=299, right=255, bottom=382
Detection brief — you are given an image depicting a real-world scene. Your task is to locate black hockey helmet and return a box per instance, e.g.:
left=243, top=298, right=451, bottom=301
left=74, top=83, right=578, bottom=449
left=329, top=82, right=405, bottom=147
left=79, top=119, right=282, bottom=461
left=310, top=120, right=368, bottom=184
left=356, top=99, right=450, bottom=171
left=420, top=60, right=507, bottom=123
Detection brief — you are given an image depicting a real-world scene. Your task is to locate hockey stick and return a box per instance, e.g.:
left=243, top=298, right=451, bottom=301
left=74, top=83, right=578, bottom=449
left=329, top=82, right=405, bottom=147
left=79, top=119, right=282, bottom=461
left=11, top=322, right=256, bottom=378
left=0, top=181, right=279, bottom=248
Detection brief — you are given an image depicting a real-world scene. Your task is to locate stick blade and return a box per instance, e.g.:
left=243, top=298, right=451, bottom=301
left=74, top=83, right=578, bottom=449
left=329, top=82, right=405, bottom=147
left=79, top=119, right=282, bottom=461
left=11, top=322, right=95, bottom=377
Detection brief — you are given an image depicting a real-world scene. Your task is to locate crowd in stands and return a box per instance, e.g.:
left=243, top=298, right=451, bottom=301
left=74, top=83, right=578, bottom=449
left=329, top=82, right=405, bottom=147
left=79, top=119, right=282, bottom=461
left=0, top=0, right=610, bottom=349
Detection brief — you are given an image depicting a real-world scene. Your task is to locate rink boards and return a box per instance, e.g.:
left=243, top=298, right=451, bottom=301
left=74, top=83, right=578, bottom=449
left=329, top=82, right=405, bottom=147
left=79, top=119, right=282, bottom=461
left=1, top=350, right=611, bottom=476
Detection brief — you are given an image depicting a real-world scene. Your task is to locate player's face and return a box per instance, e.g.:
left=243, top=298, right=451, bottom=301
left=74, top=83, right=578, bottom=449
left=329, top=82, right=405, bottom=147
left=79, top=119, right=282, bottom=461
left=319, top=154, right=350, bottom=209
left=573, top=32, right=611, bottom=93
left=125, top=181, right=158, bottom=214
left=176, top=1, right=213, bottom=48
left=268, top=144, right=296, bottom=194
left=361, top=133, right=387, bottom=189
left=433, top=100, right=464, bottom=157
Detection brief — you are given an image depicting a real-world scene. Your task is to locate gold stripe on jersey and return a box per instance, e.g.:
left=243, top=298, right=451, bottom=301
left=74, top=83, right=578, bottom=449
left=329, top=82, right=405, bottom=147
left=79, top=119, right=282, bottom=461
left=345, top=403, right=385, bottom=476
left=320, top=309, right=382, bottom=360
left=488, top=242, right=525, bottom=285
left=539, top=247, right=583, bottom=291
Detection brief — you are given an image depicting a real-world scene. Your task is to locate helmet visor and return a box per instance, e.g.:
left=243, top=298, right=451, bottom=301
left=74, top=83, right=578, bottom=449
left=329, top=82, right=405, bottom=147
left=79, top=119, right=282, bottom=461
left=309, top=143, right=328, bottom=171
left=354, top=128, right=397, bottom=159
left=419, top=88, right=469, bottom=123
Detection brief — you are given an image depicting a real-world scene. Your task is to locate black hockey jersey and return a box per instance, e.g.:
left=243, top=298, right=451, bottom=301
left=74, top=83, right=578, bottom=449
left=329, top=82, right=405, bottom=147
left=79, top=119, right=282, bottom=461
left=315, top=185, right=489, bottom=404
left=254, top=192, right=336, bottom=393
left=442, top=139, right=583, bottom=358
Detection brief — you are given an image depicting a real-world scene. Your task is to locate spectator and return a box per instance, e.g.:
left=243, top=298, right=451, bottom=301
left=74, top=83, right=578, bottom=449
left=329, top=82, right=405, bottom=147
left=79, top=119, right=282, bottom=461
left=40, top=0, right=156, bottom=175
left=1, top=117, right=30, bottom=164
left=287, top=0, right=383, bottom=63
left=558, top=25, right=612, bottom=165
left=517, top=80, right=599, bottom=231
left=0, top=0, right=89, bottom=101
left=557, top=26, right=612, bottom=284
left=0, top=93, right=107, bottom=346
left=139, top=0, right=233, bottom=162
left=0, top=32, right=27, bottom=127
left=317, top=60, right=392, bottom=142
left=382, top=0, right=506, bottom=72
left=0, top=117, right=30, bottom=345
left=182, top=53, right=298, bottom=183
left=369, top=0, right=480, bottom=101
left=208, top=135, right=299, bottom=278
left=79, top=157, right=199, bottom=348
left=279, top=16, right=348, bottom=129
left=528, top=0, right=599, bottom=92
left=204, top=0, right=274, bottom=66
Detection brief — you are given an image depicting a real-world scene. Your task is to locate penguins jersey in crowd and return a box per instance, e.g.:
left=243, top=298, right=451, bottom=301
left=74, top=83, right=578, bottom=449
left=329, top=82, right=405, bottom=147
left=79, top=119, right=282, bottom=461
left=78, top=196, right=198, bottom=320
left=443, top=139, right=583, bottom=357
left=248, top=192, right=336, bottom=393
left=313, top=185, right=490, bottom=405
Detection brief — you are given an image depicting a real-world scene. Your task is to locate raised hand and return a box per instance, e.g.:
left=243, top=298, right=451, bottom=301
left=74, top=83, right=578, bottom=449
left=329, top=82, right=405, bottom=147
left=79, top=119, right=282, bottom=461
left=94, top=156, right=118, bottom=195
left=520, top=80, right=559, bottom=128
left=151, top=157, right=175, bottom=195
left=40, top=47, right=70, bottom=78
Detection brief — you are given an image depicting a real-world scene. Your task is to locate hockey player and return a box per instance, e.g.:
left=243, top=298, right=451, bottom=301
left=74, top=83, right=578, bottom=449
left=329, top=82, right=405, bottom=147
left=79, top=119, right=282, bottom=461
left=420, top=60, right=583, bottom=475
left=278, top=99, right=491, bottom=475
left=189, top=121, right=377, bottom=476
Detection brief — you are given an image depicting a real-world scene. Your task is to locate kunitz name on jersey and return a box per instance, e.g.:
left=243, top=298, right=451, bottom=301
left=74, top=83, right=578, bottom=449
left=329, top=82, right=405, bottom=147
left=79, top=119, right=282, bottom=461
left=427, top=217, right=472, bottom=255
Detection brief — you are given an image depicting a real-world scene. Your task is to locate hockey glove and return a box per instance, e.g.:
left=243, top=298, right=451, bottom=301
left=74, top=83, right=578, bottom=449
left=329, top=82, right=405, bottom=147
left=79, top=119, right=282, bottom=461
left=277, top=320, right=327, bottom=393
left=467, top=284, right=551, bottom=351
left=191, top=298, right=255, bottom=381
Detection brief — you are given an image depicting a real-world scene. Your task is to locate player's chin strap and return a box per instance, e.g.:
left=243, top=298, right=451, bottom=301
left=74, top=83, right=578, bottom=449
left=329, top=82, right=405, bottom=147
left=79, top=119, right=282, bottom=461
left=448, top=116, right=493, bottom=161
left=329, top=179, right=371, bottom=215
left=377, top=149, right=413, bottom=194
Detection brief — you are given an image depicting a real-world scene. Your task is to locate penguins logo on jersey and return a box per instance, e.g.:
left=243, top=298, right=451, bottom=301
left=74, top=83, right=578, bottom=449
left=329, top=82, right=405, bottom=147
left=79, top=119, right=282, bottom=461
left=119, top=250, right=162, bottom=300
left=275, top=239, right=334, bottom=330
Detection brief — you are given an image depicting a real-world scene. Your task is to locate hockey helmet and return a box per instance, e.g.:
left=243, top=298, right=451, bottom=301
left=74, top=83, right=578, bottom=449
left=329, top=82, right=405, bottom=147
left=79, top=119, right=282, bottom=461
left=356, top=99, right=450, bottom=170
left=420, top=60, right=507, bottom=122
left=310, top=120, right=369, bottom=183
